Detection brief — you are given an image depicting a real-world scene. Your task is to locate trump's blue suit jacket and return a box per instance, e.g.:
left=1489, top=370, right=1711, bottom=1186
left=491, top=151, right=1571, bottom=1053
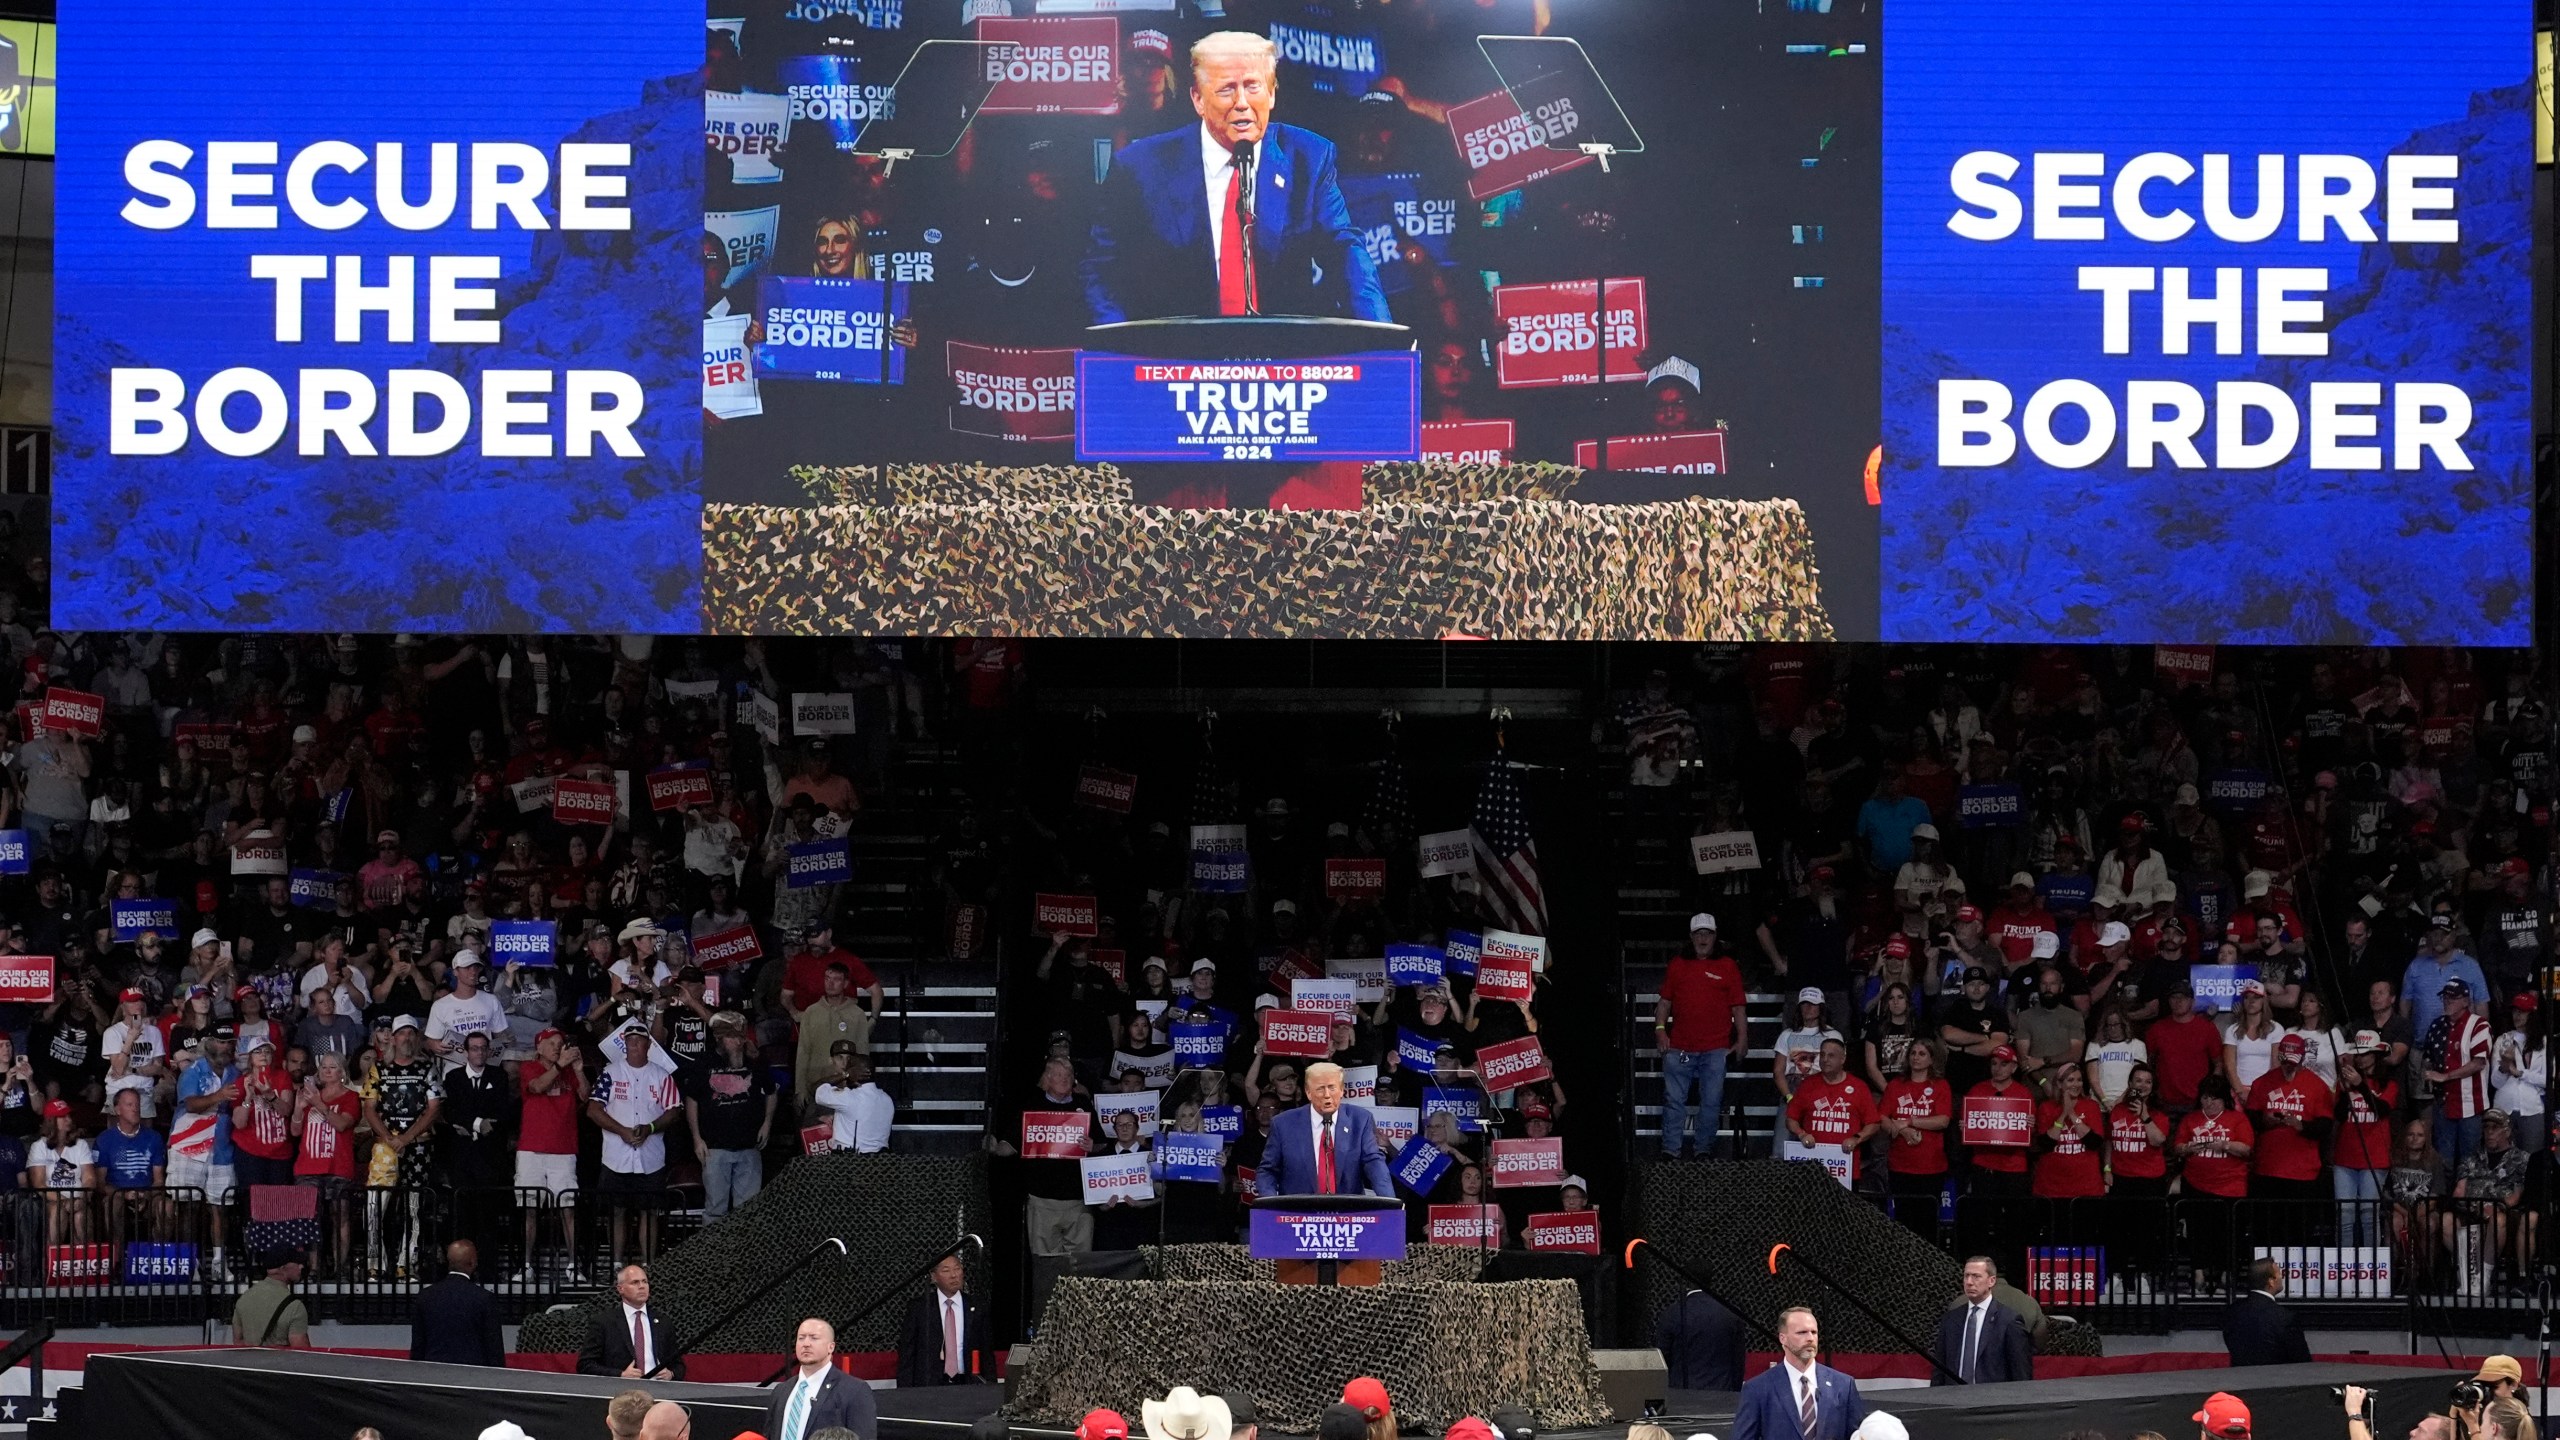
left=1081, top=121, right=1390, bottom=325
left=1260, top=1101, right=1397, bottom=1198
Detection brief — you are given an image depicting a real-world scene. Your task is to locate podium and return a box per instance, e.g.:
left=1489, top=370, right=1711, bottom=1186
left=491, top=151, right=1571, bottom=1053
left=1083, top=315, right=1412, bottom=361
left=1248, top=1195, right=1407, bottom=1287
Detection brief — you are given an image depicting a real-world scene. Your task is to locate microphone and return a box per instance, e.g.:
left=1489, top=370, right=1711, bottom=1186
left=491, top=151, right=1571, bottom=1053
left=1231, top=138, right=1259, bottom=315
left=1231, top=138, right=1257, bottom=222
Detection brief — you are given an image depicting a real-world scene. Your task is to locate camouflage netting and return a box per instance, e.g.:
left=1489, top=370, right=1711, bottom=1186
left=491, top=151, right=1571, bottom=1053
left=790, top=463, right=1141, bottom=507
left=704, top=482, right=1830, bottom=639
left=1360, top=460, right=1586, bottom=504
left=1145, top=1241, right=1490, bottom=1285
left=516, top=1153, right=988, bottom=1356
left=1632, top=1161, right=1962, bottom=1357
left=1007, top=1277, right=1612, bottom=1431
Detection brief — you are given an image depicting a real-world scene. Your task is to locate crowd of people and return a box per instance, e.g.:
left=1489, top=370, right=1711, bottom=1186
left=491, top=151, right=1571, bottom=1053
left=0, top=631, right=1010, bottom=1283
left=1639, top=645, right=2552, bottom=1293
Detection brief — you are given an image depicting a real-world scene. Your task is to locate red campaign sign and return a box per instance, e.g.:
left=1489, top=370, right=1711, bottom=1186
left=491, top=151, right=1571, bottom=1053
left=948, top=342, right=1078, bottom=443
left=47, top=1244, right=113, bottom=1286
left=13, top=700, right=40, bottom=741
left=1266, top=948, right=1322, bottom=985
left=1260, top=1008, right=1334, bottom=1058
left=801, top=1122, right=838, bottom=1157
left=0, top=954, right=52, bottom=1003
left=1075, top=764, right=1136, bottom=813
left=1473, top=950, right=1535, bottom=1004
left=2153, top=644, right=2216, bottom=688
left=1487, top=1136, right=1566, bottom=1188
left=1236, top=1165, right=1259, bottom=1202
left=1444, top=79, right=1598, bottom=200
left=973, top=17, right=1120, bottom=115
left=1474, top=1034, right=1553, bottom=1090
left=1021, top=1110, right=1091, bottom=1160
left=1493, top=279, right=1648, bottom=389
left=1959, top=1093, right=2036, bottom=1148
left=646, top=766, right=713, bottom=813
left=1572, top=430, right=1729, bottom=476
left=1090, top=947, right=1127, bottom=986
left=1034, top=893, right=1099, bottom=937
left=172, top=720, right=240, bottom=745
left=1421, top=419, right=1515, bottom=464
left=692, top=924, right=764, bottom=972
left=40, top=688, right=103, bottom=737
left=1525, top=1211, right=1601, bottom=1255
left=2420, top=716, right=2464, bottom=749
left=1324, top=858, right=1386, bottom=900
left=1428, top=1204, right=1505, bottom=1244
left=551, top=778, right=616, bottom=825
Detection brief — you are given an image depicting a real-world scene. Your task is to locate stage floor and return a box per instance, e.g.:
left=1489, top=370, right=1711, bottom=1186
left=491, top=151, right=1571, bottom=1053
left=883, top=1362, right=2455, bottom=1440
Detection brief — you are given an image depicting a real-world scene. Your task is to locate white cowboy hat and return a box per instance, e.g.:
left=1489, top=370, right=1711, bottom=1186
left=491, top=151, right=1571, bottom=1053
left=1142, top=1387, right=1232, bottom=1440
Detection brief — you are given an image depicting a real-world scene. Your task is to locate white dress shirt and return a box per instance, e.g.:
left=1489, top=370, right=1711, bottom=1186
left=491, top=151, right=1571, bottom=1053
left=782, top=1364, right=828, bottom=1440
left=1198, top=124, right=1267, bottom=268
left=814, top=1079, right=894, bottom=1152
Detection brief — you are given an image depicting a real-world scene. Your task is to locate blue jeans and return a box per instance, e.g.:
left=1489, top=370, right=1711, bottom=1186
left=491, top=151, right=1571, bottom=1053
left=702, top=1147, right=764, bottom=1219
left=2435, top=1111, right=2483, bottom=1167
left=1660, top=1047, right=1729, bottom=1157
left=2333, top=1164, right=2381, bottom=1247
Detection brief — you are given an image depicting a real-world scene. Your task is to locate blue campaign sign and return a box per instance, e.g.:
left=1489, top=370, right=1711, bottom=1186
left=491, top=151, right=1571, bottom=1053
left=1200, top=1104, right=1243, bottom=1139
left=2038, top=874, right=2094, bottom=914
left=1248, top=1203, right=1409, bottom=1261
left=488, top=920, right=557, bottom=968
left=124, top=1241, right=198, bottom=1285
left=1442, top=931, right=1482, bottom=978
left=1268, top=18, right=1385, bottom=97
left=2189, top=963, right=2262, bottom=1011
left=1385, top=944, right=1445, bottom=989
left=1170, top=1020, right=1227, bottom=1068
left=779, top=53, right=892, bottom=154
left=54, top=0, right=703, bottom=633
left=1156, top=1130, right=1224, bottom=1182
left=1423, top=1085, right=1484, bottom=1133
left=1189, top=825, right=1247, bottom=894
left=1389, top=1135, right=1453, bottom=1195
left=1394, top=1027, right=1440, bottom=1073
left=0, top=829, right=29, bottom=874
left=754, top=276, right=910, bottom=384
left=1879, top=3, right=2531, bottom=646
left=324, top=789, right=352, bottom=825
left=1077, top=354, right=1420, bottom=463
left=110, top=898, right=180, bottom=942
left=1339, top=172, right=1462, bottom=296
left=786, top=838, right=853, bottom=888
left=288, top=868, right=345, bottom=911
left=1958, top=783, right=2024, bottom=828
left=2205, top=770, right=2275, bottom=813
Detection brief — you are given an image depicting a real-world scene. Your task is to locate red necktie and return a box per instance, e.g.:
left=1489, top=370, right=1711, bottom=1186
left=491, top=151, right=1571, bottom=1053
left=632, top=1310, right=648, bottom=1373
left=1315, top=1115, right=1337, bottom=1194
left=1218, top=161, right=1250, bottom=316
left=943, top=1297, right=962, bottom=1377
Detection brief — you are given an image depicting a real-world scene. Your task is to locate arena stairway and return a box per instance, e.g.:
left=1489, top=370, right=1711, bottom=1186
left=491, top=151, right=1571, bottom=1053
left=844, top=741, right=994, bottom=1155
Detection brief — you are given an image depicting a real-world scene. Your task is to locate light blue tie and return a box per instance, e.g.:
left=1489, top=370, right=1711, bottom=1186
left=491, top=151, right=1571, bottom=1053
left=783, top=1376, right=812, bottom=1440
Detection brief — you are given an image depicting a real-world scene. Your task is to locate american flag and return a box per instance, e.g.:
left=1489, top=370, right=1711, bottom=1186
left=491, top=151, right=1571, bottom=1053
left=1469, top=758, right=1548, bottom=934
left=1361, top=749, right=1411, bottom=840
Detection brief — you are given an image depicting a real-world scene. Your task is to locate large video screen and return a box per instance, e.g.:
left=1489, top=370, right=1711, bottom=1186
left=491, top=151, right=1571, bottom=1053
left=53, top=0, right=2535, bottom=642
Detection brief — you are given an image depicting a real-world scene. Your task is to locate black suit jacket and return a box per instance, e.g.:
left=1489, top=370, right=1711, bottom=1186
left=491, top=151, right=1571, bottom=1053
left=764, top=1364, right=878, bottom=1440
left=1934, top=1299, right=2033, bottom=1384
left=896, top=1290, right=987, bottom=1387
left=411, top=1273, right=505, bottom=1366
left=577, top=1304, right=686, bottom=1380
left=2222, top=1290, right=2312, bottom=1367
left=1653, top=1290, right=1745, bottom=1391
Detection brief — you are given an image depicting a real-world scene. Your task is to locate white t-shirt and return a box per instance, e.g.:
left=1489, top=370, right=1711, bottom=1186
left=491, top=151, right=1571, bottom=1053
left=2286, top=1025, right=2343, bottom=1088
left=1775, top=1026, right=1842, bottom=1087
left=2081, top=1037, right=2148, bottom=1107
left=2492, top=1034, right=2547, bottom=1117
left=813, top=1080, right=895, bottom=1152
left=598, top=1056, right=683, bottom=1173
left=298, top=964, right=372, bottom=1016
left=28, top=1139, right=94, bottom=1189
left=101, top=1020, right=167, bottom=1117
left=2223, top=1020, right=2280, bottom=1093
left=426, top=991, right=510, bottom=1053
left=106, top=1070, right=156, bottom=1114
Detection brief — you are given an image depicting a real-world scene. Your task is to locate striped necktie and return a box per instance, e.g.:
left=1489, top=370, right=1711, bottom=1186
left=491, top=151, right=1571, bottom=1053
left=1798, top=1372, right=1818, bottom=1439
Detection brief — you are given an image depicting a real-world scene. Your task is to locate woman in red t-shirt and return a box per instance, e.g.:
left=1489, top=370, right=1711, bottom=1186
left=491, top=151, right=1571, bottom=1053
left=1881, top=1037, right=1953, bottom=1242
left=2330, top=1041, right=2401, bottom=1249
left=292, top=1052, right=364, bottom=1275
left=2105, top=1062, right=2171, bottom=1283
left=2172, top=1074, right=2256, bottom=1288
left=2032, top=1062, right=2107, bottom=1201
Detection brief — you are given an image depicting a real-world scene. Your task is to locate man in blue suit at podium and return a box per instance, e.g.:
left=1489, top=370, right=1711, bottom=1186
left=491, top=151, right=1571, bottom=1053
left=1262, top=1062, right=1397, bottom=1197
left=1081, top=31, right=1390, bottom=326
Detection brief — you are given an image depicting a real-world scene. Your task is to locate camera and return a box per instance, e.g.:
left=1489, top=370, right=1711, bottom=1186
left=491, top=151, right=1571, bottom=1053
left=2450, top=1381, right=2489, bottom=1412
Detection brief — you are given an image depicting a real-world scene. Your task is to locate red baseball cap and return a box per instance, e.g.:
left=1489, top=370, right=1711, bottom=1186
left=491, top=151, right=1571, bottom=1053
left=2276, top=1035, right=2308, bottom=1057
left=1989, top=1044, right=2018, bottom=1063
left=2194, top=1392, right=2251, bottom=1438
left=117, top=987, right=143, bottom=1003
left=2513, top=993, right=2539, bottom=1012
left=41, top=1099, right=68, bottom=1118
left=1954, top=905, right=1982, bottom=924
left=1882, top=935, right=1912, bottom=959
left=1078, top=1410, right=1130, bottom=1440
left=1343, top=1378, right=1393, bottom=1419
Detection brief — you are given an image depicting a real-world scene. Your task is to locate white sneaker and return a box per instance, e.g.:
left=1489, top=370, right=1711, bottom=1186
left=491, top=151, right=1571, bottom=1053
left=511, top=1266, right=534, bottom=1284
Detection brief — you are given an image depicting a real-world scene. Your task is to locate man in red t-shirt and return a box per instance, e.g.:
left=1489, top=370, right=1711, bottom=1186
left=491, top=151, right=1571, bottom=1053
left=2144, top=983, right=2223, bottom=1116
left=514, top=1029, right=587, bottom=1283
left=1961, top=1048, right=2034, bottom=1192
left=2245, top=1036, right=2333, bottom=1200
left=1785, top=1037, right=1880, bottom=1179
left=1654, top=913, right=1747, bottom=1159
left=1988, top=873, right=2056, bottom=967
left=783, top=924, right=883, bottom=1016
